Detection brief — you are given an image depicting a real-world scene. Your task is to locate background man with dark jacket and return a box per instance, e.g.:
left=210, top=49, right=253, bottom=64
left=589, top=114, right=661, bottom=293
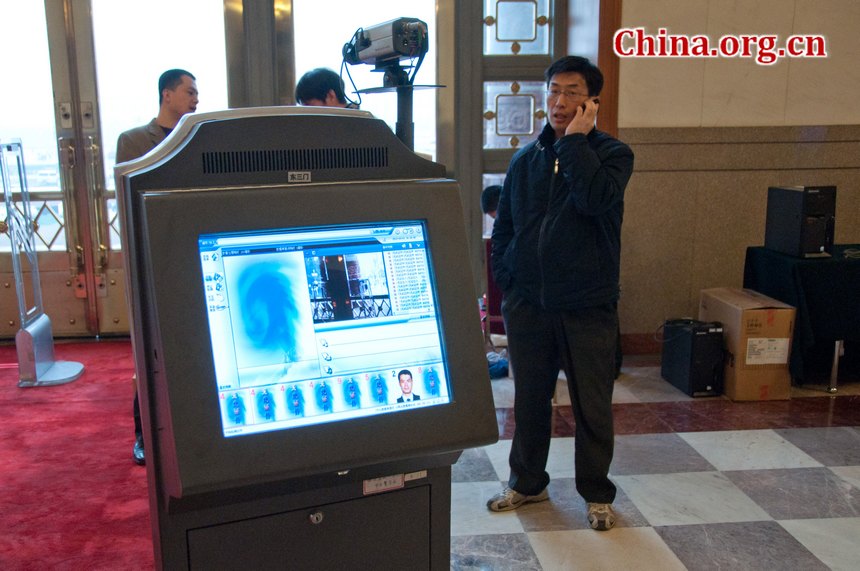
left=295, top=67, right=351, bottom=107
left=486, top=56, right=634, bottom=532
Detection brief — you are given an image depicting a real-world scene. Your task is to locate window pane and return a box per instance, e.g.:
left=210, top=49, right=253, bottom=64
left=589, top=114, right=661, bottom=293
left=481, top=173, right=506, bottom=238
left=483, top=81, right=546, bottom=149
left=92, top=0, right=229, bottom=194
left=293, top=1, right=437, bottom=159
left=497, top=1, right=537, bottom=42
left=495, top=94, right=536, bottom=136
left=0, top=2, right=62, bottom=253
left=484, top=0, right=550, bottom=55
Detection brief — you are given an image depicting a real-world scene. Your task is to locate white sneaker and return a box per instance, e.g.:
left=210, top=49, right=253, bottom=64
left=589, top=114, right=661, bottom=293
left=587, top=502, right=616, bottom=531
left=487, top=487, right=549, bottom=512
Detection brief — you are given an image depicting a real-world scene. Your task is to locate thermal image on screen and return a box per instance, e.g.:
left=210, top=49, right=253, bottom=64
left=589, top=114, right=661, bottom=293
left=199, top=221, right=452, bottom=437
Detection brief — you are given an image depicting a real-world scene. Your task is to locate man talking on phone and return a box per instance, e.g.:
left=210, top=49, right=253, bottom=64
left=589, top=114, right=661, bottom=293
left=486, top=55, right=634, bottom=531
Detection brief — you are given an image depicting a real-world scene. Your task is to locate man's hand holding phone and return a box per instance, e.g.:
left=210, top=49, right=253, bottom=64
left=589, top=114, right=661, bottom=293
left=565, top=96, right=600, bottom=136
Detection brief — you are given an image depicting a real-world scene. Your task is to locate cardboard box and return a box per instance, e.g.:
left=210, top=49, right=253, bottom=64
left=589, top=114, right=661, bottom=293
left=698, top=288, right=795, bottom=401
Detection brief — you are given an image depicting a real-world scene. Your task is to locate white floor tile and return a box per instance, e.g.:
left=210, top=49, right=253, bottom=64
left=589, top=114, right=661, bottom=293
left=615, top=471, right=772, bottom=526
left=546, top=437, right=576, bottom=480
left=610, top=379, right=642, bottom=404
left=528, top=527, right=687, bottom=571
left=491, top=377, right=516, bottom=408
left=481, top=435, right=576, bottom=483
left=451, top=481, right=525, bottom=536
left=482, top=439, right=512, bottom=482
left=615, top=368, right=693, bottom=403
left=830, top=466, right=860, bottom=490
left=779, top=517, right=860, bottom=571
left=678, top=429, right=823, bottom=471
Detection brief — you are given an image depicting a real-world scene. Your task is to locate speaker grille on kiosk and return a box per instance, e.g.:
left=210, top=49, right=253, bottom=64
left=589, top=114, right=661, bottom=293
left=202, top=146, right=389, bottom=174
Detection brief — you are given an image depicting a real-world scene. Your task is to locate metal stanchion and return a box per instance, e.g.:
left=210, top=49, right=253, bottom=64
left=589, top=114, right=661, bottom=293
left=1, top=139, right=83, bottom=387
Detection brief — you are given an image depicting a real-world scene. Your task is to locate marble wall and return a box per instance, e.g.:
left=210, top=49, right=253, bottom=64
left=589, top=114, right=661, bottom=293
left=617, top=125, right=860, bottom=349
left=618, top=0, right=860, bottom=128
left=614, top=0, right=860, bottom=351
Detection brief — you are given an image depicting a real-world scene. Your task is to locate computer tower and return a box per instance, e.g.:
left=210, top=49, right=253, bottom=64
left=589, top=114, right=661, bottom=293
left=765, top=185, right=836, bottom=257
left=661, top=319, right=724, bottom=397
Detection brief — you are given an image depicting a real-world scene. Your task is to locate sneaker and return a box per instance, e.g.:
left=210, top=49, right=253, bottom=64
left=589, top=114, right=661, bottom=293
left=132, top=434, right=145, bottom=466
left=487, top=487, right=549, bottom=512
left=587, top=502, right=616, bottom=531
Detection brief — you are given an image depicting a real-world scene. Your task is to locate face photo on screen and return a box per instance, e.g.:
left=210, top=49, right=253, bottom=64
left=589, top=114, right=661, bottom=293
left=199, top=221, right=452, bottom=437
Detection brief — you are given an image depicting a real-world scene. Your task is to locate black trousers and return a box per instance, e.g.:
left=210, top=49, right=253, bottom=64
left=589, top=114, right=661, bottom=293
left=133, top=391, right=142, bottom=438
left=502, top=295, right=617, bottom=504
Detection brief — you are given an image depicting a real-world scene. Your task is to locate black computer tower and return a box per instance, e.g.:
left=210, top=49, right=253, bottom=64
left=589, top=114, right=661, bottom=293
left=661, top=319, right=724, bottom=397
left=765, top=185, right=836, bottom=257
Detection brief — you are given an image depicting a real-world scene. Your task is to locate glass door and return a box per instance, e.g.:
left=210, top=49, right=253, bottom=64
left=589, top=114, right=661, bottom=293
left=0, top=1, right=86, bottom=338
left=0, top=0, right=227, bottom=339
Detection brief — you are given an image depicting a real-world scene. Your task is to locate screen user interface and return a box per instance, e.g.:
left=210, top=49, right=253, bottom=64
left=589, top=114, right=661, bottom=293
left=198, top=221, right=451, bottom=437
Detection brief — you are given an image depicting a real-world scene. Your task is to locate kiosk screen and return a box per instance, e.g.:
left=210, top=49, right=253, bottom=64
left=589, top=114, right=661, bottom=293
left=198, top=221, right=450, bottom=437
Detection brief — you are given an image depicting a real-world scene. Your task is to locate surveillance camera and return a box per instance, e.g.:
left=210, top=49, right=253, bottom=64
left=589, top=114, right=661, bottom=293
left=343, top=17, right=428, bottom=66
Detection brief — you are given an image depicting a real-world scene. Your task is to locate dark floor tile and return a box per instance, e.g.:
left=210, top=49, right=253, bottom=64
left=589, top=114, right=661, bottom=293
left=774, top=396, right=860, bottom=428
left=649, top=400, right=775, bottom=432
left=450, top=533, right=542, bottom=571
left=655, top=521, right=829, bottom=571
left=501, top=401, right=679, bottom=438
left=648, top=396, right=860, bottom=433
left=610, top=433, right=715, bottom=475
left=496, top=407, right=574, bottom=439
left=515, top=477, right=648, bottom=532
left=496, top=393, right=860, bottom=440
left=613, top=403, right=675, bottom=435
left=558, top=403, right=679, bottom=436
left=549, top=407, right=575, bottom=438
left=750, top=398, right=856, bottom=429
left=452, top=447, right=500, bottom=483
left=725, top=467, right=860, bottom=520
left=775, top=427, right=860, bottom=466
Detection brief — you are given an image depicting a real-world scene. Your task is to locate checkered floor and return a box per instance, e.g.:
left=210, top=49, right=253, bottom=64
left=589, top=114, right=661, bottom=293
left=449, top=366, right=860, bottom=570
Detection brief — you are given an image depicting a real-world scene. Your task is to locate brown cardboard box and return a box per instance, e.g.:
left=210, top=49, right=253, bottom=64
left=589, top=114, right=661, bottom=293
left=698, top=288, right=795, bottom=401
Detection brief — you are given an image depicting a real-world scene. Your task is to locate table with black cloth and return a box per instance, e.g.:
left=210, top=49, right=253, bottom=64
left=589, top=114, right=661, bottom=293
left=743, top=244, right=860, bottom=390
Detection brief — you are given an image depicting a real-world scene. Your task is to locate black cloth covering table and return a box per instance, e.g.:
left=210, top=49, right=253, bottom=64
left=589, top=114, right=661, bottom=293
left=743, top=244, right=860, bottom=383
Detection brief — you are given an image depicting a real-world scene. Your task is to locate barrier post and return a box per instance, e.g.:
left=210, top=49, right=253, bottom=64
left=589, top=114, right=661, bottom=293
left=1, top=139, right=83, bottom=387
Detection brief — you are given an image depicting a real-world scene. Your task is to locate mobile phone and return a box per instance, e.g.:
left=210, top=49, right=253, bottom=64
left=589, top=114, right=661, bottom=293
left=580, top=97, right=600, bottom=111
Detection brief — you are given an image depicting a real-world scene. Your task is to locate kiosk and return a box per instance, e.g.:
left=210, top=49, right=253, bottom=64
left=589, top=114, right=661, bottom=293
left=116, top=107, right=498, bottom=570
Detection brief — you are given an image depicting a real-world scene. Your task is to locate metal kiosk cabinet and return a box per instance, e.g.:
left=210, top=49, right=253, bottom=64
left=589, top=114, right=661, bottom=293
left=116, top=107, right=498, bottom=570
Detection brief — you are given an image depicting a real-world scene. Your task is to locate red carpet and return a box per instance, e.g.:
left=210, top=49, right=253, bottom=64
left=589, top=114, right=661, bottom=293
left=0, top=339, right=153, bottom=571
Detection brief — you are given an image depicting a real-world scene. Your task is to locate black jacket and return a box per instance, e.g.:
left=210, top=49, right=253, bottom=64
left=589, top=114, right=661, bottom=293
left=491, top=123, right=634, bottom=310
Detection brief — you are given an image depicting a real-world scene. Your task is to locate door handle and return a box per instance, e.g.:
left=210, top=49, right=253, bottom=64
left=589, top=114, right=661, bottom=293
left=84, top=136, right=108, bottom=274
left=57, top=137, right=84, bottom=277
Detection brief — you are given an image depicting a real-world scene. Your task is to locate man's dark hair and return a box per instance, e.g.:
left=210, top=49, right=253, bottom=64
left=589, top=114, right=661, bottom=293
left=296, top=68, right=347, bottom=105
left=158, top=69, right=195, bottom=105
left=397, top=369, right=412, bottom=381
left=481, top=185, right=502, bottom=214
left=545, top=56, right=603, bottom=96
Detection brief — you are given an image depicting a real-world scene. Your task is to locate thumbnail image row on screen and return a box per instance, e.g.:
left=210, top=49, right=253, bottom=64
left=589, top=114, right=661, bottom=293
left=219, top=364, right=447, bottom=426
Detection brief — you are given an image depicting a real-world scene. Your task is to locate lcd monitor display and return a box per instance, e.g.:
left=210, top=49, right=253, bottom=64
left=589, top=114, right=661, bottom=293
left=198, top=220, right=450, bottom=438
